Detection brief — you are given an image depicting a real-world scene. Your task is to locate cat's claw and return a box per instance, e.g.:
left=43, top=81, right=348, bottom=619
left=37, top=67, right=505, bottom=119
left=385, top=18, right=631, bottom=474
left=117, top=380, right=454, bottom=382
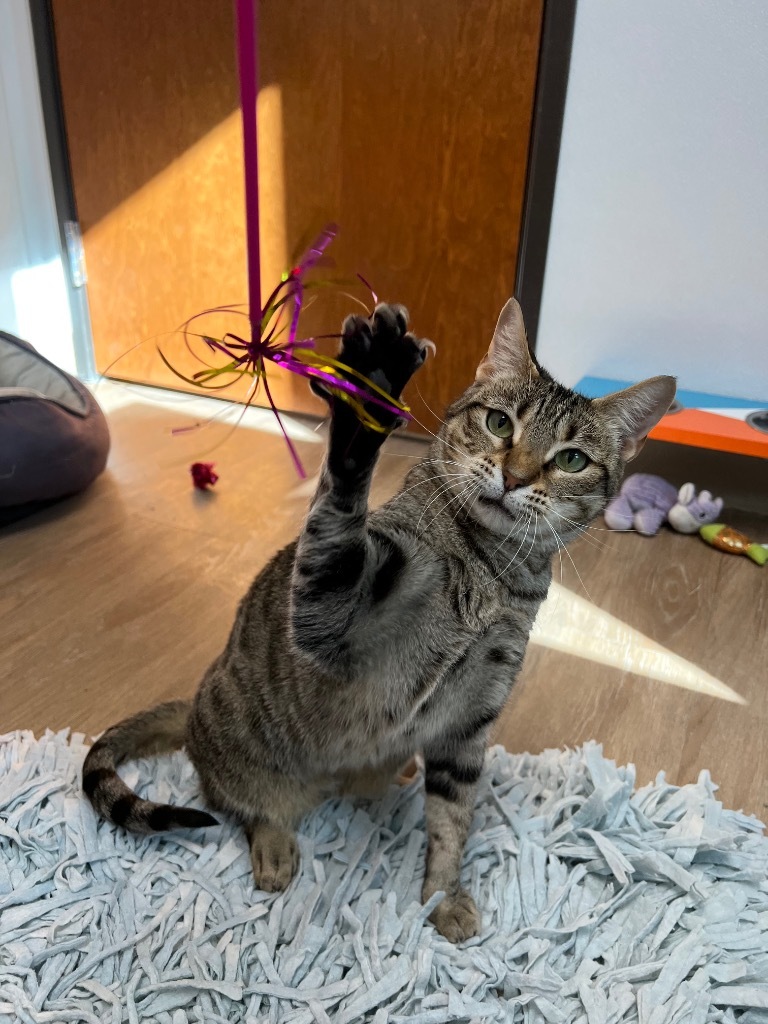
left=343, top=302, right=431, bottom=427
left=313, top=302, right=432, bottom=420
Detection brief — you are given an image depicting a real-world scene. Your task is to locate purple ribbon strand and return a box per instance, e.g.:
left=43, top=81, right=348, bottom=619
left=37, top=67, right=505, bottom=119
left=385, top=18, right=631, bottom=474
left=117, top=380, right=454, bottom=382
left=234, top=0, right=262, bottom=342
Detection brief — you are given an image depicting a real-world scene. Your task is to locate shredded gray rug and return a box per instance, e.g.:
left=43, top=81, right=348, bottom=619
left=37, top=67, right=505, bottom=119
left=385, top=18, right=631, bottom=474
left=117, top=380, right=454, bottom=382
left=1, top=732, right=767, bottom=1024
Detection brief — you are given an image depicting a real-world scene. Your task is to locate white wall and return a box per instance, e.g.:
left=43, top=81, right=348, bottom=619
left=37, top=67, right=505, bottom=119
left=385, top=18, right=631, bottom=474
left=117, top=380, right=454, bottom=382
left=0, top=0, right=76, bottom=374
left=536, top=0, right=768, bottom=403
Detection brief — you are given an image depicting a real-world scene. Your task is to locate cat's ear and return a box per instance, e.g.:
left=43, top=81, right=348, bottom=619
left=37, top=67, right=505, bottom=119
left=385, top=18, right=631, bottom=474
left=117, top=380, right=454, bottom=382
left=476, top=298, right=537, bottom=381
left=593, top=376, right=677, bottom=460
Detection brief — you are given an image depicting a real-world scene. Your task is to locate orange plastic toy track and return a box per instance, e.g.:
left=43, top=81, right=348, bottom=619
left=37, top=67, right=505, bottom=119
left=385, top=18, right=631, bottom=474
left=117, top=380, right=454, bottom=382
left=650, top=408, right=768, bottom=458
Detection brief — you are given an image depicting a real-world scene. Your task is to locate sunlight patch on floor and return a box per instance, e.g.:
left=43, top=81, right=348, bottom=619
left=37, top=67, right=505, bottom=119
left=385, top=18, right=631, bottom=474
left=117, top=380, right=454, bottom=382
left=90, top=379, right=324, bottom=444
left=532, top=581, right=744, bottom=704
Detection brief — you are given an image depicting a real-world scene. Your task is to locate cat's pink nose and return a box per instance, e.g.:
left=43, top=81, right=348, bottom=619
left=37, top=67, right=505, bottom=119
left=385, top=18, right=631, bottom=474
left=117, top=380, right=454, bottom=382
left=503, top=471, right=525, bottom=491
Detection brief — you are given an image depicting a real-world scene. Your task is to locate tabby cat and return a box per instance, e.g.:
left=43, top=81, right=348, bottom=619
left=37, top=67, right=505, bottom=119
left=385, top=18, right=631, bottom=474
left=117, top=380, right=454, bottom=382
left=83, top=299, right=675, bottom=941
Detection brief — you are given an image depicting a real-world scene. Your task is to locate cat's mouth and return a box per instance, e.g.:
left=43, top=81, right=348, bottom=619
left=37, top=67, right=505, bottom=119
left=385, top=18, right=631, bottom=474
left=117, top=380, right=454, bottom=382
left=477, top=493, right=503, bottom=507
left=478, top=491, right=550, bottom=520
left=478, top=493, right=519, bottom=518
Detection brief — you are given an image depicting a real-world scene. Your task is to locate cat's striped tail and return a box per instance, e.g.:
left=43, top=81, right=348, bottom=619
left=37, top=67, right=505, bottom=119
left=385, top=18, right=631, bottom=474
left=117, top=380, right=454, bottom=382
left=82, top=699, right=218, bottom=833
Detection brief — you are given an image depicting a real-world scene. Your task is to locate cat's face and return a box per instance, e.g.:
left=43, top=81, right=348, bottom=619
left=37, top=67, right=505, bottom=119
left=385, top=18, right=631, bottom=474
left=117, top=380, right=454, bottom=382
left=436, top=300, right=675, bottom=547
left=442, top=375, right=621, bottom=543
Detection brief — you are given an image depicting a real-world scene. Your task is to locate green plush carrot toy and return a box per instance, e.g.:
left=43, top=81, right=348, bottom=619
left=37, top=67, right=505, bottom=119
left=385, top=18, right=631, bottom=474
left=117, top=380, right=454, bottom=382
left=700, top=524, right=768, bottom=566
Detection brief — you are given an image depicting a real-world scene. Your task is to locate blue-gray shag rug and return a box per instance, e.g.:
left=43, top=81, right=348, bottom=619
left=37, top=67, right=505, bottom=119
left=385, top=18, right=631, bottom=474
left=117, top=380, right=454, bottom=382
left=1, top=731, right=767, bottom=1024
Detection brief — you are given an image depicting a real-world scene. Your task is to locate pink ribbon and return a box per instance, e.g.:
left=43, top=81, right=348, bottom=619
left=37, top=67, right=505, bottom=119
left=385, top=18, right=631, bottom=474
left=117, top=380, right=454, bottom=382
left=234, top=0, right=261, bottom=344
left=225, top=0, right=409, bottom=477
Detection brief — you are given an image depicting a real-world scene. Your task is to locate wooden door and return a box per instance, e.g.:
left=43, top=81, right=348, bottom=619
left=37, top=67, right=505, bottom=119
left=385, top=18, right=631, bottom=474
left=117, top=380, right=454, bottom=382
left=53, top=0, right=543, bottom=432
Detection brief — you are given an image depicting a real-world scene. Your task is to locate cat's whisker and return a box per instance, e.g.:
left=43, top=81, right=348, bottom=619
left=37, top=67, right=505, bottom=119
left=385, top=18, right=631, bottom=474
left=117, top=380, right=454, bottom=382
left=415, top=381, right=450, bottom=431
left=523, top=512, right=540, bottom=569
left=390, top=474, right=469, bottom=516
left=420, top=481, right=477, bottom=535
left=381, top=452, right=466, bottom=473
left=541, top=515, right=566, bottom=587
left=415, top=480, right=467, bottom=528
left=408, top=413, right=467, bottom=460
left=584, top=522, right=643, bottom=535
left=512, top=495, right=606, bottom=552
left=392, top=472, right=467, bottom=499
left=546, top=517, right=595, bottom=604
left=544, top=517, right=608, bottom=553
left=549, top=511, right=610, bottom=550
left=436, top=480, right=480, bottom=521
left=492, top=509, right=526, bottom=554
left=486, top=510, right=534, bottom=586
left=554, top=528, right=565, bottom=588
left=450, top=482, right=483, bottom=528
left=458, top=484, right=480, bottom=516
left=560, top=523, right=616, bottom=543
left=536, top=516, right=569, bottom=630
left=415, top=462, right=474, bottom=481
left=552, top=504, right=637, bottom=535
left=424, top=481, right=481, bottom=534
left=415, top=478, right=472, bottom=532
left=502, top=511, right=541, bottom=580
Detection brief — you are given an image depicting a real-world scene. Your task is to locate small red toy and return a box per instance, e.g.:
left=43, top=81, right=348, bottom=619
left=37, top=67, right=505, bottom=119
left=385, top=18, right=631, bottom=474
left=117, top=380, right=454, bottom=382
left=190, top=462, right=219, bottom=490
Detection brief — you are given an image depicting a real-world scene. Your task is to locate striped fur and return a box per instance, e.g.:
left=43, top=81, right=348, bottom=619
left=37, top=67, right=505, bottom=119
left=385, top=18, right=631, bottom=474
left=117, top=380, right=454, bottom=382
left=84, top=300, right=674, bottom=939
left=82, top=701, right=217, bottom=833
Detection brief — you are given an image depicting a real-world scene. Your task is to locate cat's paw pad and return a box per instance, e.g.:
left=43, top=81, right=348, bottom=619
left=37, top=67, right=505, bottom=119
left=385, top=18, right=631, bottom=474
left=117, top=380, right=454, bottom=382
left=359, top=302, right=432, bottom=399
left=428, top=888, right=480, bottom=943
left=249, top=825, right=299, bottom=893
left=313, top=302, right=432, bottom=413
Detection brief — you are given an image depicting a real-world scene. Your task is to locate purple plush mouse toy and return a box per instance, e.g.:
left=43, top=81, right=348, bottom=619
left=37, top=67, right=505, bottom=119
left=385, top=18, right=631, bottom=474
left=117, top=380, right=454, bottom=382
left=604, top=473, right=723, bottom=536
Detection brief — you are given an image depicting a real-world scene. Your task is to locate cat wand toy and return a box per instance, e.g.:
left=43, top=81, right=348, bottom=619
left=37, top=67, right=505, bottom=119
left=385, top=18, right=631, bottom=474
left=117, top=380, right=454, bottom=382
left=169, top=0, right=412, bottom=484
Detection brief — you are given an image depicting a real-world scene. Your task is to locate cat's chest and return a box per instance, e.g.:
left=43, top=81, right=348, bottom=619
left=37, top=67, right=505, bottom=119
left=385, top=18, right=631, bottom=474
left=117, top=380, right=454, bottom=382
left=391, top=606, right=532, bottom=747
left=396, top=563, right=549, bottom=740
left=443, top=552, right=549, bottom=634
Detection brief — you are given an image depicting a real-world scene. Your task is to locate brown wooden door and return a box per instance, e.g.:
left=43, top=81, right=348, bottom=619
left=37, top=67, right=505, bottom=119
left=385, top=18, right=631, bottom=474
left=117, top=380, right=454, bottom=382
left=53, top=0, right=543, bottom=432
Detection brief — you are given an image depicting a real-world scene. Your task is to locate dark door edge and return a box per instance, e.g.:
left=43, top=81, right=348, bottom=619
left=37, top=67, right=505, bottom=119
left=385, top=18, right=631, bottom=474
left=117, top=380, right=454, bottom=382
left=515, top=0, right=577, bottom=351
left=28, top=0, right=97, bottom=380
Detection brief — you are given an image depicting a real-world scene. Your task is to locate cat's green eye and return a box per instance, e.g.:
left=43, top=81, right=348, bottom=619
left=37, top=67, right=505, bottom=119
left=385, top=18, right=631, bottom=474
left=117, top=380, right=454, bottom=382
left=554, top=449, right=589, bottom=473
left=486, top=409, right=513, bottom=438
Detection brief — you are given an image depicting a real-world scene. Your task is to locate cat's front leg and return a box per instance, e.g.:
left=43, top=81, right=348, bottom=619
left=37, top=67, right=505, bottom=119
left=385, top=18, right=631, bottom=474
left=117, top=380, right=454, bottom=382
left=422, top=739, right=486, bottom=942
left=313, top=302, right=429, bottom=476
left=291, top=304, right=430, bottom=672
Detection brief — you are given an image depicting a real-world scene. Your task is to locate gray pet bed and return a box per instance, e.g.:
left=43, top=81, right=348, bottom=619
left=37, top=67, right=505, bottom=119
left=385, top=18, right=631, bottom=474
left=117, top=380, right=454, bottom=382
left=0, top=332, right=109, bottom=525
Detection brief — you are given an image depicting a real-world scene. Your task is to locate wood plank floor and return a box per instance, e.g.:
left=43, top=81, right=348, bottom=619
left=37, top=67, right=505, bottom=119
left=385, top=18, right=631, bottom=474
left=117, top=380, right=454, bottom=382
left=2, top=386, right=766, bottom=816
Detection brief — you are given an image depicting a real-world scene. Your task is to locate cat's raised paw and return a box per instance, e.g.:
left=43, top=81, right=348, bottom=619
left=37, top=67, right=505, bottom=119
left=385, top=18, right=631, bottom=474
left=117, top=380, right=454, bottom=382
left=352, top=302, right=432, bottom=401
left=429, top=888, right=480, bottom=943
left=313, top=302, right=432, bottom=424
